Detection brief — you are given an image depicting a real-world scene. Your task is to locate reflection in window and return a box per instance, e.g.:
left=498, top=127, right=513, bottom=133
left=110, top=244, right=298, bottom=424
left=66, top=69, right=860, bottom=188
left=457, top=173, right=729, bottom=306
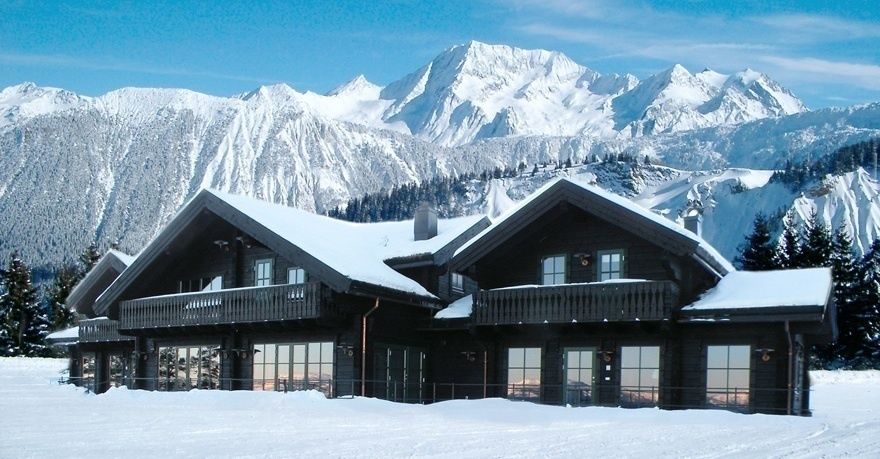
left=253, top=342, right=334, bottom=396
left=108, top=353, right=133, bottom=388
left=178, top=275, right=223, bottom=293
left=564, top=348, right=595, bottom=406
left=157, top=345, right=220, bottom=391
left=598, top=250, right=625, bottom=281
left=81, top=353, right=96, bottom=392
left=620, top=346, right=660, bottom=406
left=507, top=347, right=541, bottom=401
left=707, top=345, right=750, bottom=409
left=255, top=259, right=273, bottom=286
left=541, top=255, right=566, bottom=285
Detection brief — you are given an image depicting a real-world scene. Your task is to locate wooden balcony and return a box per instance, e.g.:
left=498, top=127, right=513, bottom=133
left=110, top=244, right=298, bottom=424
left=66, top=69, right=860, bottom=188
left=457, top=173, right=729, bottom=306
left=472, top=280, right=679, bottom=325
left=79, top=317, right=134, bottom=343
left=119, top=282, right=332, bottom=330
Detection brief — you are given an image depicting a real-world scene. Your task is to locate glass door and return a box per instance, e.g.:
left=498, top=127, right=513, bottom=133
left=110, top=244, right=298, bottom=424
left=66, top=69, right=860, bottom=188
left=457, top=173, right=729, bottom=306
left=563, top=348, right=596, bottom=406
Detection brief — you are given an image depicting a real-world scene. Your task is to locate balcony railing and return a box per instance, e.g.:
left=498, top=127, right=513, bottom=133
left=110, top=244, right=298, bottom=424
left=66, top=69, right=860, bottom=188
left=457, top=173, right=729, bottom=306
left=472, top=280, right=679, bottom=325
left=119, top=282, right=331, bottom=330
left=79, top=317, right=134, bottom=343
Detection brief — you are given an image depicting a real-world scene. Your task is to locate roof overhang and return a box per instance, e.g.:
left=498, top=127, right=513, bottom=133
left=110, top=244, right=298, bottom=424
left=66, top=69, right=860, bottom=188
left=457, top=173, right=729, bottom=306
left=67, top=251, right=132, bottom=317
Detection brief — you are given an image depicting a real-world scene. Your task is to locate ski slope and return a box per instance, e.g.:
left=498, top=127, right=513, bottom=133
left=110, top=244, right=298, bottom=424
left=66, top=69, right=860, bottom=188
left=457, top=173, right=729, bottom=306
left=1, top=358, right=878, bottom=458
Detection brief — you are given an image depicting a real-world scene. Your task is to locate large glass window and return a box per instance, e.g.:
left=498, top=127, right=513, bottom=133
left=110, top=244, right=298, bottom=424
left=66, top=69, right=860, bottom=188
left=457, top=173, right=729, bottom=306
left=109, top=353, right=132, bottom=388
left=507, top=347, right=541, bottom=401
left=598, top=249, right=625, bottom=281
left=541, top=255, right=567, bottom=285
left=287, top=267, right=306, bottom=284
left=620, top=346, right=660, bottom=406
left=157, top=345, right=220, bottom=391
left=707, top=345, right=750, bottom=409
left=254, top=259, right=273, bottom=286
left=253, top=342, right=334, bottom=396
left=564, top=348, right=595, bottom=406
left=80, top=353, right=96, bottom=392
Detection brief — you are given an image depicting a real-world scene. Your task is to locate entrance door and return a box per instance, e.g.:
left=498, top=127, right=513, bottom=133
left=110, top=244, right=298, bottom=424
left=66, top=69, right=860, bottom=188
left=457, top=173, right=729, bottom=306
left=374, top=344, right=426, bottom=403
left=563, top=348, right=596, bottom=406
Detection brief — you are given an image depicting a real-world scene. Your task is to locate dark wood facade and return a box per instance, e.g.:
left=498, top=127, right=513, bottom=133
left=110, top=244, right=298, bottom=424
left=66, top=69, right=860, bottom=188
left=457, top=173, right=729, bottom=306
left=61, top=183, right=834, bottom=416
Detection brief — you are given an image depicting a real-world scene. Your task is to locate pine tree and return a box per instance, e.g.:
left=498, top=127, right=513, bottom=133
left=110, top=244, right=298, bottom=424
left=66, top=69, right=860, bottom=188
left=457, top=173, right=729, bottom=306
left=80, top=243, right=102, bottom=274
left=47, top=263, right=81, bottom=331
left=0, top=252, right=49, bottom=356
left=851, top=240, right=880, bottom=368
left=800, top=211, right=833, bottom=268
left=735, top=213, right=778, bottom=270
left=777, top=211, right=802, bottom=269
left=815, top=228, right=861, bottom=367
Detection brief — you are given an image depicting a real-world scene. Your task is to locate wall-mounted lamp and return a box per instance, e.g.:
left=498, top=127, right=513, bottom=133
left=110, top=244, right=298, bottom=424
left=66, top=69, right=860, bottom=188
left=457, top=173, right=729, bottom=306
left=234, top=236, right=253, bottom=248
left=755, top=348, right=775, bottom=362
left=336, top=343, right=355, bottom=357
left=461, top=351, right=477, bottom=362
left=598, top=350, right=614, bottom=362
left=213, top=240, right=230, bottom=251
left=573, top=253, right=592, bottom=267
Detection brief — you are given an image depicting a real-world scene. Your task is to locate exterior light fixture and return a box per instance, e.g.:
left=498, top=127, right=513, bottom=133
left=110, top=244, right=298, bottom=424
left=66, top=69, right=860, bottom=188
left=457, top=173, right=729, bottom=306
left=573, top=253, right=591, bottom=267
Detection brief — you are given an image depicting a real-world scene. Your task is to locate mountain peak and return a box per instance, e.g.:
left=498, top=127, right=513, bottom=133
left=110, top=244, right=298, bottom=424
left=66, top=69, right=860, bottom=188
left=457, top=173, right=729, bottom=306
left=327, top=74, right=381, bottom=97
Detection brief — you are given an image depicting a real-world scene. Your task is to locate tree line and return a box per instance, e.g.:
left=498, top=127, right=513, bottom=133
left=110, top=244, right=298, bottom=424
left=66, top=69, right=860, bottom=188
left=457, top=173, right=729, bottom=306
left=737, top=211, right=880, bottom=369
left=0, top=244, right=101, bottom=357
left=772, top=137, right=880, bottom=190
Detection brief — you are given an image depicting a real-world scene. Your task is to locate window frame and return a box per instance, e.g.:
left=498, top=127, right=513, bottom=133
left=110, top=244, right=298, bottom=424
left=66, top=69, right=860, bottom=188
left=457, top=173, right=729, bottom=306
left=253, top=341, right=335, bottom=395
left=451, top=272, right=464, bottom=293
left=563, top=347, right=596, bottom=406
left=619, top=345, right=661, bottom=407
left=597, top=249, right=626, bottom=281
left=705, top=344, right=751, bottom=410
left=540, top=254, right=568, bottom=285
left=506, top=347, right=542, bottom=401
left=254, top=258, right=274, bottom=287
left=287, top=266, right=306, bottom=285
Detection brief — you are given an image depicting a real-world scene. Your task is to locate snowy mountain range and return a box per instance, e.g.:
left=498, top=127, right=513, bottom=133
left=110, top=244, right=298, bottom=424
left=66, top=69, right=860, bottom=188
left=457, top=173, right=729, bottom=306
left=1, top=41, right=879, bottom=270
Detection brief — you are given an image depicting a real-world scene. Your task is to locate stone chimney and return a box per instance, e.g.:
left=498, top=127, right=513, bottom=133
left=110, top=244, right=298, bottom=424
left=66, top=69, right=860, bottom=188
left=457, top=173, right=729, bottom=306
left=414, top=202, right=438, bottom=241
left=683, top=209, right=703, bottom=237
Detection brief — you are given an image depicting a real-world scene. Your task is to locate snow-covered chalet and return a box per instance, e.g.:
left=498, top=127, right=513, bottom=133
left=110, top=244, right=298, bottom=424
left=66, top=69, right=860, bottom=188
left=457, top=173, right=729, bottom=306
left=49, top=178, right=837, bottom=415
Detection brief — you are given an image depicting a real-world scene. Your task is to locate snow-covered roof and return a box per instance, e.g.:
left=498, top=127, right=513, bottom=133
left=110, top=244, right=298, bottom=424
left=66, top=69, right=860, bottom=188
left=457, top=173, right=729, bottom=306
left=68, top=249, right=138, bottom=316
left=208, top=189, right=486, bottom=299
left=683, top=268, right=832, bottom=312
left=453, top=177, right=734, bottom=275
left=46, top=326, right=78, bottom=344
left=107, top=249, right=137, bottom=267
left=435, top=294, right=473, bottom=319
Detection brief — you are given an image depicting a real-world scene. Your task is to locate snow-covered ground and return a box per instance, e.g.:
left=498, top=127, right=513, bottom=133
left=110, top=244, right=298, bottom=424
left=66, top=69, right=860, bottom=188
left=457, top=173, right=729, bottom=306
left=1, top=358, right=878, bottom=458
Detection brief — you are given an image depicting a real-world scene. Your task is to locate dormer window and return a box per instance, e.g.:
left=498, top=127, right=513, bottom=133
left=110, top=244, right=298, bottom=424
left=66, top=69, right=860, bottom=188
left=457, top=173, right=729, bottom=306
left=541, top=255, right=567, bottom=285
left=598, top=249, right=625, bottom=281
left=287, top=267, right=306, bottom=285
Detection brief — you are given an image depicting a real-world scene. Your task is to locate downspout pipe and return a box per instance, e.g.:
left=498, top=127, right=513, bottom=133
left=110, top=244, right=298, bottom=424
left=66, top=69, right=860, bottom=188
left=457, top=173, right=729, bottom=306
left=785, top=320, right=793, bottom=416
left=361, top=298, right=380, bottom=397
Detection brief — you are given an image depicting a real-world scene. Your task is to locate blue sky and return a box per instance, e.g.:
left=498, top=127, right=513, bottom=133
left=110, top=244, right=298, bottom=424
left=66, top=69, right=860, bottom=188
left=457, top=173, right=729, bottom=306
left=2, top=0, right=878, bottom=108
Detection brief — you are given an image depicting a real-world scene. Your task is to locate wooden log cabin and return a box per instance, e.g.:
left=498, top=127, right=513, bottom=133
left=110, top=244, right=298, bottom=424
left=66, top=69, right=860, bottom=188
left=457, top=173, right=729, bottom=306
left=51, top=179, right=836, bottom=415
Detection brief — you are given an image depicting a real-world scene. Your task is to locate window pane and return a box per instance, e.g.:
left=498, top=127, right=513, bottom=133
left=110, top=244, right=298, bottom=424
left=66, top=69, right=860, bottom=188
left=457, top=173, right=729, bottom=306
left=640, top=369, right=659, bottom=388
left=543, top=257, right=554, bottom=273
left=621, top=347, right=639, bottom=368
left=567, top=351, right=580, bottom=368
left=621, top=368, right=639, bottom=387
left=524, top=348, right=541, bottom=367
left=277, top=364, right=289, bottom=382
left=508, top=368, right=524, bottom=385
left=308, top=343, right=321, bottom=362
left=707, top=369, right=727, bottom=390
left=729, top=346, right=751, bottom=368
left=264, top=344, right=276, bottom=365
left=707, top=346, right=727, bottom=369
left=292, top=363, right=306, bottom=381
left=308, top=363, right=320, bottom=380
left=554, top=256, right=564, bottom=272
left=641, top=346, right=660, bottom=368
left=728, top=369, right=750, bottom=389
left=508, top=348, right=524, bottom=368
left=253, top=344, right=265, bottom=364
left=566, top=369, right=581, bottom=385
left=321, top=342, right=334, bottom=362
left=321, top=364, right=333, bottom=380
left=523, top=368, right=541, bottom=386
left=293, top=344, right=306, bottom=363
left=277, top=345, right=290, bottom=364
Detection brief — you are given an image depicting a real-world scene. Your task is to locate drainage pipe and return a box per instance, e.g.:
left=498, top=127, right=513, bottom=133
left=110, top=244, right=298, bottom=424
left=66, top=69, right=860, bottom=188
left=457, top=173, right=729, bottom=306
left=361, top=298, right=380, bottom=396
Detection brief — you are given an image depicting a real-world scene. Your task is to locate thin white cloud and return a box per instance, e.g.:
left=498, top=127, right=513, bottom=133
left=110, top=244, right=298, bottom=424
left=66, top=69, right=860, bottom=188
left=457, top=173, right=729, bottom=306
left=0, top=52, right=274, bottom=85
left=756, top=14, right=880, bottom=40
left=759, top=56, right=880, bottom=90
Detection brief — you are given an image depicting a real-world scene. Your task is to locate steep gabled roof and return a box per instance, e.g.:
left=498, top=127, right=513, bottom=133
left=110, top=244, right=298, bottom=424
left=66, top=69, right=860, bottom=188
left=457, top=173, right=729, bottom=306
left=93, top=189, right=488, bottom=316
left=450, top=177, right=733, bottom=277
left=67, top=249, right=136, bottom=317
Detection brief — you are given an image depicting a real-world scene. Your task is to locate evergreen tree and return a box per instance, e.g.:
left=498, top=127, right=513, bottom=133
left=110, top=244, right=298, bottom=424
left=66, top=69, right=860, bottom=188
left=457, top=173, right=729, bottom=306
left=800, top=211, right=833, bottom=268
left=80, top=243, right=102, bottom=274
left=777, top=211, right=802, bottom=268
left=0, top=252, right=49, bottom=356
left=850, top=240, right=880, bottom=368
left=47, top=263, right=81, bottom=330
left=815, top=228, right=861, bottom=367
left=735, top=213, right=778, bottom=270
